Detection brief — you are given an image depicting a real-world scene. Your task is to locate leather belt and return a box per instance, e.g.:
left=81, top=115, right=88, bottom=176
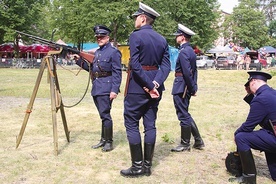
left=175, top=72, right=183, bottom=77
left=92, top=71, right=112, bottom=78
left=142, top=65, right=158, bottom=71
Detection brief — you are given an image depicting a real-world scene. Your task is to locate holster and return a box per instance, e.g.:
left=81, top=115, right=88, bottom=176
left=124, top=68, right=131, bottom=97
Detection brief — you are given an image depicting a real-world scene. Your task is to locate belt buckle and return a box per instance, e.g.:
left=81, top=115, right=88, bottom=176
left=94, top=72, right=99, bottom=78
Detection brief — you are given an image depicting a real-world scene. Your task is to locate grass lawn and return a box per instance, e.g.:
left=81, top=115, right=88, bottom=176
left=0, top=66, right=275, bottom=184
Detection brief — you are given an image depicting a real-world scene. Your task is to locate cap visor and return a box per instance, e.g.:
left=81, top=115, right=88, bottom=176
left=244, top=81, right=249, bottom=87
left=173, top=32, right=182, bottom=36
left=132, top=11, right=142, bottom=17
left=95, top=34, right=107, bottom=37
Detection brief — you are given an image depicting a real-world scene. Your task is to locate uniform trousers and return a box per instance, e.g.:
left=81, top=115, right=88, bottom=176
left=124, top=93, right=161, bottom=144
left=93, top=95, right=113, bottom=128
left=235, top=129, right=276, bottom=180
left=173, top=93, right=194, bottom=127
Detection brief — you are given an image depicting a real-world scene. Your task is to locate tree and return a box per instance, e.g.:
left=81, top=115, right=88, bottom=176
left=223, top=0, right=269, bottom=49
left=47, top=0, right=220, bottom=51
left=1, top=0, right=221, bottom=53
left=147, top=0, right=220, bottom=50
left=256, top=0, right=276, bottom=22
left=267, top=20, right=276, bottom=47
left=0, top=0, right=49, bottom=44
left=49, top=0, right=139, bottom=49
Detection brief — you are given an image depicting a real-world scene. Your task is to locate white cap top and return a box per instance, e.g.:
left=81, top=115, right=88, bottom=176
left=132, top=2, right=160, bottom=19
left=173, top=23, right=196, bottom=38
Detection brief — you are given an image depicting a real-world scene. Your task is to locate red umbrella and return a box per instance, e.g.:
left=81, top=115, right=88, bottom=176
left=31, top=44, right=51, bottom=53
left=20, top=45, right=33, bottom=53
left=0, top=43, right=14, bottom=52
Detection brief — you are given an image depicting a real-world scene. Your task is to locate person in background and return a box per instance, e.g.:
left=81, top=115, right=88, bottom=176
left=229, top=71, right=276, bottom=183
left=271, top=54, right=276, bottom=67
left=120, top=2, right=171, bottom=178
left=245, top=55, right=251, bottom=70
left=75, top=25, right=122, bottom=152
left=237, top=55, right=244, bottom=70
left=170, top=24, right=205, bottom=152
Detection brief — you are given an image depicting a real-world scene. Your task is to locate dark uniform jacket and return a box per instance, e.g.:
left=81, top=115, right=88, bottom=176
left=235, top=84, right=276, bottom=135
left=172, top=42, right=197, bottom=95
left=127, top=25, right=171, bottom=94
left=76, top=42, right=122, bottom=96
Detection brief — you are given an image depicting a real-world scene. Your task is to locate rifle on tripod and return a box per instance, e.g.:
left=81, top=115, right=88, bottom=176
left=15, top=30, right=94, bottom=63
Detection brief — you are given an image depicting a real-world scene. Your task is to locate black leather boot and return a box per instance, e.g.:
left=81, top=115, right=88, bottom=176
left=144, top=143, right=155, bottom=176
left=92, top=124, right=105, bottom=149
left=120, top=143, right=145, bottom=177
left=171, top=126, right=191, bottom=152
left=229, top=150, right=256, bottom=184
left=191, top=121, right=205, bottom=150
left=102, top=126, right=113, bottom=152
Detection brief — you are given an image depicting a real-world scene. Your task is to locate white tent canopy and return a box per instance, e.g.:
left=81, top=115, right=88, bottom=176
left=208, top=45, right=235, bottom=54
left=56, top=39, right=67, bottom=46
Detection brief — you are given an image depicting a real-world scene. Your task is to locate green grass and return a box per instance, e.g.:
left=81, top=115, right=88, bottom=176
left=0, top=67, right=275, bottom=184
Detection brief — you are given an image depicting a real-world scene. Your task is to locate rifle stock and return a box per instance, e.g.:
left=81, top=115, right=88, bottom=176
left=15, top=30, right=94, bottom=63
left=79, top=52, right=94, bottom=64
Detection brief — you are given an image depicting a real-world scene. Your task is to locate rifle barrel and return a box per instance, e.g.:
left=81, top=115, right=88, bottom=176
left=16, top=30, right=80, bottom=54
left=15, top=30, right=94, bottom=63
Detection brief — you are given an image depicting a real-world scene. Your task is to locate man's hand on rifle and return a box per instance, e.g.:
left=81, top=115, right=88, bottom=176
left=71, top=54, right=80, bottom=60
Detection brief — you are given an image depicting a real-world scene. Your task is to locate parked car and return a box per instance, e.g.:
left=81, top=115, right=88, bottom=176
left=216, top=56, right=237, bottom=70
left=246, top=51, right=267, bottom=71
left=196, top=55, right=215, bottom=69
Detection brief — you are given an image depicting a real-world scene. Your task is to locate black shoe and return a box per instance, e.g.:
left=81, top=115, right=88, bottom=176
left=171, top=126, right=191, bottom=152
left=102, top=126, right=113, bottom=152
left=193, top=140, right=205, bottom=150
left=228, top=150, right=256, bottom=184
left=171, top=144, right=191, bottom=152
left=102, top=141, right=113, bottom=152
left=120, top=161, right=145, bottom=178
left=191, top=121, right=205, bottom=150
left=144, top=143, right=155, bottom=176
left=229, top=173, right=256, bottom=184
left=120, top=144, right=145, bottom=178
left=91, top=139, right=105, bottom=149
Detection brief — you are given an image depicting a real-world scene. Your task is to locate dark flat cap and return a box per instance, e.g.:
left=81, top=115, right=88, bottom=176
left=93, top=25, right=111, bottom=37
left=244, top=71, right=272, bottom=86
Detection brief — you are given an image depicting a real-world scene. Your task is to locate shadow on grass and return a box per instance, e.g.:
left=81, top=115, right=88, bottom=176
left=254, top=152, right=273, bottom=180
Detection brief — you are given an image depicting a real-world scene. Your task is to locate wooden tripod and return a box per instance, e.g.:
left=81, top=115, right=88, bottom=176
left=16, top=48, right=70, bottom=155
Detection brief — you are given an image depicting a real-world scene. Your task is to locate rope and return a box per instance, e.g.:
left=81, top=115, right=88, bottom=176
left=61, top=61, right=91, bottom=108
left=44, top=54, right=91, bottom=108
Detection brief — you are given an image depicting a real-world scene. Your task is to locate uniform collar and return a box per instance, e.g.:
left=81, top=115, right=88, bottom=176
left=255, top=84, right=269, bottom=96
left=99, top=42, right=111, bottom=50
left=139, top=25, right=153, bottom=30
left=179, top=42, right=190, bottom=49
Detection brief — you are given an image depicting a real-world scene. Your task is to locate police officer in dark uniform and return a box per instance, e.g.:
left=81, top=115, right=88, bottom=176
left=171, top=24, right=204, bottom=152
left=229, top=71, right=276, bottom=183
left=120, top=2, right=171, bottom=177
left=75, top=25, right=122, bottom=152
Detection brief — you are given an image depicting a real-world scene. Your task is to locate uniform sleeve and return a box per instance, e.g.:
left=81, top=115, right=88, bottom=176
left=154, top=43, right=171, bottom=86
left=111, top=49, right=122, bottom=94
left=75, top=58, right=90, bottom=72
left=235, top=100, right=267, bottom=135
left=129, top=33, right=155, bottom=90
left=179, top=50, right=196, bottom=94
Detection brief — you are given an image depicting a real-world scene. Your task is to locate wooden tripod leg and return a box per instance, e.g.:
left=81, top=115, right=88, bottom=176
left=52, top=60, right=70, bottom=142
left=16, top=59, right=47, bottom=148
left=48, top=57, right=59, bottom=155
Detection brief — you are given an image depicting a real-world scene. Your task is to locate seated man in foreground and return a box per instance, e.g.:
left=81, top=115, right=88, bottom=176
left=229, top=71, right=276, bottom=183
